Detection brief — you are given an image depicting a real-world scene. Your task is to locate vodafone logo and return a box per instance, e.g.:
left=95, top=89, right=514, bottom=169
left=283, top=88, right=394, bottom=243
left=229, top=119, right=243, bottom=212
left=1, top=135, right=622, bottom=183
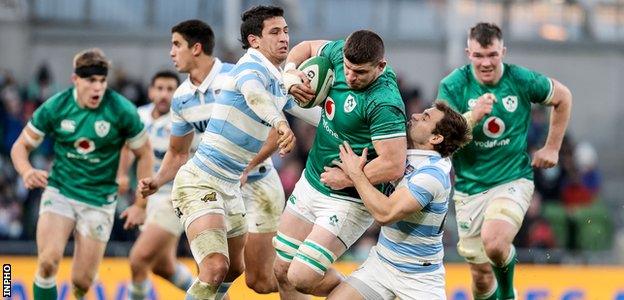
left=483, top=116, right=505, bottom=138
left=325, top=97, right=335, bottom=120
left=74, top=137, right=95, bottom=154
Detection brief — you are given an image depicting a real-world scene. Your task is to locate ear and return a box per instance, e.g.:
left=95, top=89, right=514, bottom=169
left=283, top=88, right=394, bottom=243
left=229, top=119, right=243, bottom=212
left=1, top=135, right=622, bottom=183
left=191, top=42, right=203, bottom=56
left=502, top=46, right=507, bottom=57
left=429, top=133, right=444, bottom=146
left=464, top=47, right=470, bottom=58
left=71, top=74, right=78, bottom=85
left=377, top=60, right=387, bottom=71
left=248, top=34, right=260, bottom=49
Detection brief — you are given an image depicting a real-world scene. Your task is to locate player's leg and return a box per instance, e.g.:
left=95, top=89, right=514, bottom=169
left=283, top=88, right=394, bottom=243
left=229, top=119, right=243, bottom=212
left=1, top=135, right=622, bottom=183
left=214, top=213, right=247, bottom=300
left=469, top=263, right=498, bottom=300
left=273, top=208, right=314, bottom=300
left=33, top=188, right=76, bottom=300
left=242, top=169, right=284, bottom=294
left=70, top=201, right=116, bottom=299
left=481, top=179, right=533, bottom=300
left=172, top=163, right=243, bottom=300
left=287, top=198, right=373, bottom=296
left=327, top=250, right=393, bottom=300
left=151, top=238, right=193, bottom=290
left=392, top=264, right=447, bottom=300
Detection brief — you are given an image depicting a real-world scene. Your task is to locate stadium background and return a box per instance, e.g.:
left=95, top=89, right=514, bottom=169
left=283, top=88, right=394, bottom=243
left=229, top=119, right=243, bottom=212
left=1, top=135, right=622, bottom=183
left=0, top=0, right=623, bottom=299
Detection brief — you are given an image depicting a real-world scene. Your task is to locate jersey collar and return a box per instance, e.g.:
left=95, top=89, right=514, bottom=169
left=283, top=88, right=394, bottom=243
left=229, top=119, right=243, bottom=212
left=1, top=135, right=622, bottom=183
left=247, top=48, right=283, bottom=80
left=189, top=58, right=223, bottom=94
left=406, top=149, right=441, bottom=158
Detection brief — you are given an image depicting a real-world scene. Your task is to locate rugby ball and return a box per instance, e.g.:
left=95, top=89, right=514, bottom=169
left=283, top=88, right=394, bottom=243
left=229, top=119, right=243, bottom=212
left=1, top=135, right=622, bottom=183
left=296, top=56, right=335, bottom=108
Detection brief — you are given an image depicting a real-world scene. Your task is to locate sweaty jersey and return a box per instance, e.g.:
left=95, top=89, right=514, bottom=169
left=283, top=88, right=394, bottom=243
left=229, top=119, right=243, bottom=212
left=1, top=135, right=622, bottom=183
left=28, top=88, right=145, bottom=206
left=305, top=40, right=407, bottom=201
left=170, top=58, right=271, bottom=183
left=377, top=150, right=451, bottom=273
left=192, top=48, right=297, bottom=182
left=437, top=63, right=554, bottom=195
left=137, top=103, right=172, bottom=192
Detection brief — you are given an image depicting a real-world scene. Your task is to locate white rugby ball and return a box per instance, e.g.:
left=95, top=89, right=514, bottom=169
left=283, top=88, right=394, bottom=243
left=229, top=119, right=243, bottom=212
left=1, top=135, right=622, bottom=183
left=296, top=56, right=335, bottom=108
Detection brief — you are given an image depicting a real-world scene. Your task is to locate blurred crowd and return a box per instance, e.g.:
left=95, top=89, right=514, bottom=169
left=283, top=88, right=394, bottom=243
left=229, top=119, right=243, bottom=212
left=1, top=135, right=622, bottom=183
left=0, top=64, right=612, bottom=261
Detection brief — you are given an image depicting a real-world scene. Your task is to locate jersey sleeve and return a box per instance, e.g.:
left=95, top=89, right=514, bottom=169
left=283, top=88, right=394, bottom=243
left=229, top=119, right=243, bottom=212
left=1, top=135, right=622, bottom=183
left=319, top=40, right=345, bottom=69
left=28, top=99, right=55, bottom=137
left=116, top=95, right=147, bottom=149
left=513, top=65, right=554, bottom=105
left=170, top=105, right=193, bottom=136
left=436, top=69, right=466, bottom=113
left=233, top=62, right=270, bottom=91
left=406, top=166, right=448, bottom=207
left=366, top=93, right=406, bottom=141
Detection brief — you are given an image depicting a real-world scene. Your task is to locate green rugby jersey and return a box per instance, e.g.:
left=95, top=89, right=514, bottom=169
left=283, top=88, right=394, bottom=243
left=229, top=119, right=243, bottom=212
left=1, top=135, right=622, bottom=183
left=29, top=87, right=145, bottom=206
left=437, top=63, right=554, bottom=195
left=304, top=40, right=407, bottom=201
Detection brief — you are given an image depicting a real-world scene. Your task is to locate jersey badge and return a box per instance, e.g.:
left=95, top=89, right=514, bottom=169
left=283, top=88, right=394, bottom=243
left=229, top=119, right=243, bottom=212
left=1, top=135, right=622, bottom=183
left=502, top=96, right=518, bottom=112
left=60, top=119, right=76, bottom=133
left=201, top=191, right=217, bottom=202
left=325, top=97, right=336, bottom=120
left=94, top=120, right=110, bottom=138
left=483, top=116, right=505, bottom=139
left=468, top=99, right=477, bottom=109
left=344, top=94, right=357, bottom=113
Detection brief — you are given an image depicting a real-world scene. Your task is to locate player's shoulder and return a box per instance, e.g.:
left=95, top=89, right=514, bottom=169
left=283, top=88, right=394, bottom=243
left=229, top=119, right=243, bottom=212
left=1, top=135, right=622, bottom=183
left=505, top=63, right=546, bottom=81
left=220, top=62, right=235, bottom=74
left=103, top=89, right=136, bottom=112
left=136, top=103, right=153, bottom=121
left=411, top=156, right=452, bottom=187
left=41, top=87, right=73, bottom=109
left=366, top=66, right=403, bottom=107
left=320, top=39, right=345, bottom=55
left=171, top=79, right=195, bottom=112
left=440, top=64, right=471, bottom=88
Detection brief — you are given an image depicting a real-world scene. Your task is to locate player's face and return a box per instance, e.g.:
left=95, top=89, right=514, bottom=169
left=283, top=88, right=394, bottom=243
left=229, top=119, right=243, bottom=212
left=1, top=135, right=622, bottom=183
left=343, top=58, right=386, bottom=90
left=149, top=77, right=178, bottom=116
left=407, top=107, right=444, bottom=147
left=170, top=32, right=194, bottom=73
left=466, top=38, right=506, bottom=85
left=72, top=74, right=107, bottom=109
left=253, top=17, right=289, bottom=66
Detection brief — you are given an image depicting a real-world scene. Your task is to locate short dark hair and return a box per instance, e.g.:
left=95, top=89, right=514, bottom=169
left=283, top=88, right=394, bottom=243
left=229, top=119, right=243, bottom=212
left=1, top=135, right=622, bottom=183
left=344, top=30, right=384, bottom=65
left=240, top=5, right=284, bottom=50
left=432, top=101, right=472, bottom=157
left=469, top=22, right=503, bottom=48
left=151, top=70, right=180, bottom=86
left=171, top=19, right=215, bottom=55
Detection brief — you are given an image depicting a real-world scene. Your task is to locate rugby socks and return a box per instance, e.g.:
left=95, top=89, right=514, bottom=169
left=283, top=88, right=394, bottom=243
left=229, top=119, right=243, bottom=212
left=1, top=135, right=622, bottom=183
left=474, top=280, right=498, bottom=300
left=33, top=274, right=57, bottom=300
left=491, top=245, right=517, bottom=299
left=215, top=281, right=233, bottom=300
left=128, top=280, right=150, bottom=300
left=168, top=262, right=194, bottom=291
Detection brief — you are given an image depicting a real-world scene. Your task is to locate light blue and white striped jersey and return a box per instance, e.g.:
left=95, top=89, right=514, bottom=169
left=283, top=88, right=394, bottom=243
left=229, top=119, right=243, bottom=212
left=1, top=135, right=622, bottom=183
left=375, top=149, right=452, bottom=273
left=191, top=48, right=296, bottom=183
left=137, top=103, right=172, bottom=192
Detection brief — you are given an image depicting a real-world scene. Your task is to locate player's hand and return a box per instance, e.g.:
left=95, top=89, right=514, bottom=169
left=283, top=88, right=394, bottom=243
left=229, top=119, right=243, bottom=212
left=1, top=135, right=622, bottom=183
left=240, top=169, right=249, bottom=187
left=321, top=166, right=353, bottom=190
left=120, top=204, right=146, bottom=230
left=116, top=175, right=130, bottom=195
left=471, top=93, right=496, bottom=123
left=22, top=168, right=48, bottom=189
left=138, top=177, right=159, bottom=198
left=276, top=121, right=296, bottom=157
left=284, top=69, right=315, bottom=106
left=531, top=146, right=559, bottom=169
left=335, top=141, right=368, bottom=179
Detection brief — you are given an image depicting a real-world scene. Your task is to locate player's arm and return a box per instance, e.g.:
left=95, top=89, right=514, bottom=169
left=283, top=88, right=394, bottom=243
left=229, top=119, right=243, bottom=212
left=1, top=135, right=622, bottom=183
left=239, top=77, right=295, bottom=156
left=335, top=142, right=421, bottom=225
left=241, top=128, right=279, bottom=186
left=11, top=126, right=48, bottom=189
left=532, top=79, right=572, bottom=168
left=116, top=144, right=134, bottom=195
left=283, top=40, right=330, bottom=104
left=364, top=137, right=407, bottom=184
left=128, top=137, right=153, bottom=209
left=284, top=103, right=321, bottom=127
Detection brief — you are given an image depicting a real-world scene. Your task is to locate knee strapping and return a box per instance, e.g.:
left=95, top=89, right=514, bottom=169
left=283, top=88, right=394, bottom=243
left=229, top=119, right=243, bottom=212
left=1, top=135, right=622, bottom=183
left=484, top=200, right=523, bottom=227
left=293, top=240, right=336, bottom=275
left=272, top=232, right=302, bottom=262
left=457, top=237, right=488, bottom=264
left=187, top=279, right=218, bottom=300
left=190, top=228, right=228, bottom=265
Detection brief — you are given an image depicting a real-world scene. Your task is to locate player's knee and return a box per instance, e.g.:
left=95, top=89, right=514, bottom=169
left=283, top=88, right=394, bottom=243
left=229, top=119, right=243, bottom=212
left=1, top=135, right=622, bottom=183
left=470, top=264, right=495, bottom=291
left=38, top=254, right=62, bottom=277
left=227, top=257, right=245, bottom=280
left=71, top=276, right=94, bottom=295
left=287, top=268, right=317, bottom=295
left=152, top=260, right=176, bottom=279
left=198, top=255, right=229, bottom=286
left=273, top=260, right=291, bottom=284
left=245, top=273, right=277, bottom=294
left=482, top=235, right=507, bottom=261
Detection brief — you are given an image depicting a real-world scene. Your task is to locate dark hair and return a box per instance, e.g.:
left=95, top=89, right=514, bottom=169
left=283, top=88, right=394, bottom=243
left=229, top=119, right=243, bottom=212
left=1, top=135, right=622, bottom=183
left=171, top=19, right=215, bottom=55
left=343, top=30, right=384, bottom=65
left=151, top=70, right=180, bottom=86
left=432, top=101, right=472, bottom=157
left=240, top=5, right=284, bottom=50
left=469, top=22, right=503, bottom=48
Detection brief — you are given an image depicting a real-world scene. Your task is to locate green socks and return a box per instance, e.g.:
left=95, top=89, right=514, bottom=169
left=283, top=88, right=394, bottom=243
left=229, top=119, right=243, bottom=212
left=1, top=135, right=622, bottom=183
left=33, top=275, right=57, bottom=300
left=492, top=245, right=517, bottom=299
